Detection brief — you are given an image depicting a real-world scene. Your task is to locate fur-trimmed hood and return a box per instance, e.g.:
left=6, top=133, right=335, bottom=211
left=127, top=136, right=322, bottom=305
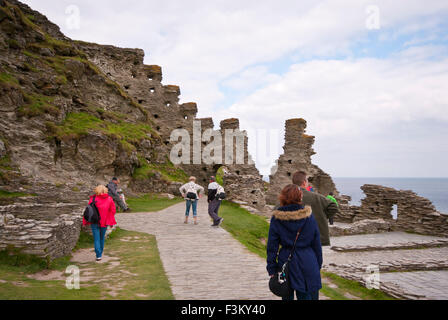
left=273, top=204, right=312, bottom=221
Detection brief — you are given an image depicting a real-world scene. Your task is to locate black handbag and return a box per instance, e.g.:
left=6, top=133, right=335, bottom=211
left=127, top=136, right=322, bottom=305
left=269, top=219, right=308, bottom=298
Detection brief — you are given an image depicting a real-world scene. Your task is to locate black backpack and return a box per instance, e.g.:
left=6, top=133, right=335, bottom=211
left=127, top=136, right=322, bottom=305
left=83, top=195, right=101, bottom=224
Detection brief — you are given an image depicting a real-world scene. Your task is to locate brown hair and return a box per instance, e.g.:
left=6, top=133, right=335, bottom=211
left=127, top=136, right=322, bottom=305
left=279, top=184, right=303, bottom=206
left=292, top=171, right=307, bottom=186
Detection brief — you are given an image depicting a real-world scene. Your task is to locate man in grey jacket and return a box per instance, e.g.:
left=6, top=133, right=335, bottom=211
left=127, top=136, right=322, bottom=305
left=107, top=177, right=130, bottom=212
left=292, top=171, right=339, bottom=246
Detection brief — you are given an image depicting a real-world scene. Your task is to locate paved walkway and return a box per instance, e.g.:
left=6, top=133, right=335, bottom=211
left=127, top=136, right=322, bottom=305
left=116, top=198, right=278, bottom=300
left=323, top=232, right=448, bottom=300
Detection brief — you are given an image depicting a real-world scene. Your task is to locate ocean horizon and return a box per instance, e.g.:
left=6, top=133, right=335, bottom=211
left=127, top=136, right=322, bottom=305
left=333, top=177, right=448, bottom=214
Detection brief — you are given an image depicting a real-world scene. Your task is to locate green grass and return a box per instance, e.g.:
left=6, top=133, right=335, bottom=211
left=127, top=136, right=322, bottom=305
left=18, top=93, right=59, bottom=118
left=133, top=156, right=189, bottom=183
left=220, top=201, right=270, bottom=258
left=218, top=201, right=397, bottom=300
left=321, top=271, right=396, bottom=300
left=0, top=189, right=35, bottom=199
left=126, top=193, right=183, bottom=213
left=46, top=112, right=155, bottom=153
left=0, top=228, right=173, bottom=300
left=216, top=166, right=224, bottom=185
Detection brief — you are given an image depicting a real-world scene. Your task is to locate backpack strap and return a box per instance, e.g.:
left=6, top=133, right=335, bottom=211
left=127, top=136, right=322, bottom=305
left=287, top=218, right=308, bottom=262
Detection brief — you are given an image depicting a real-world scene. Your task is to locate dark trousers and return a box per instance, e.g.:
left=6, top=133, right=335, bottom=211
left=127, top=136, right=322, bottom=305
left=282, top=290, right=320, bottom=301
left=208, top=199, right=221, bottom=224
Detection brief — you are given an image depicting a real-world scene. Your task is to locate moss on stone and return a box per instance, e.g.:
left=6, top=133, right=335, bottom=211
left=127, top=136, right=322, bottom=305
left=133, top=156, right=189, bottom=183
left=18, top=93, right=59, bottom=118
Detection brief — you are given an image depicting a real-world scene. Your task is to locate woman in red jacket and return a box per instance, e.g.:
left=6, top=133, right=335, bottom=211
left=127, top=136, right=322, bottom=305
left=83, top=185, right=117, bottom=261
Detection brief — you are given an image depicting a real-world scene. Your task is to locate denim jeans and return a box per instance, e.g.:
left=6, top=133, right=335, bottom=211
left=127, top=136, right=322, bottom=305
left=185, top=199, right=198, bottom=217
left=282, top=290, right=319, bottom=301
left=91, top=224, right=107, bottom=258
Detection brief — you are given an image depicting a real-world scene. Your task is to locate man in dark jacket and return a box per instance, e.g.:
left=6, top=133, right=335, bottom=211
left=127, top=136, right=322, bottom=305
left=207, top=176, right=224, bottom=227
left=292, top=171, right=338, bottom=246
left=107, top=177, right=130, bottom=212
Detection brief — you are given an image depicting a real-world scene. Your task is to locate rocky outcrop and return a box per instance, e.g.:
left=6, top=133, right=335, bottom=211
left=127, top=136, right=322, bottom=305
left=0, top=0, right=267, bottom=259
left=266, top=118, right=337, bottom=204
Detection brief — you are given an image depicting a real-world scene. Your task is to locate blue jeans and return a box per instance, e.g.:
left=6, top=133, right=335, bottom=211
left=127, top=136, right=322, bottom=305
left=91, top=224, right=107, bottom=258
left=282, top=290, right=319, bottom=301
left=185, top=199, right=198, bottom=217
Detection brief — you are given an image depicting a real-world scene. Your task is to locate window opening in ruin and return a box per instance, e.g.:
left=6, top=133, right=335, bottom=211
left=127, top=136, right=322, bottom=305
left=236, top=171, right=240, bottom=175
left=131, top=73, right=136, bottom=78
left=148, top=77, right=153, bottom=81
left=184, top=115, right=188, bottom=120
left=154, top=114, right=159, bottom=119
left=156, top=126, right=161, bottom=131
left=287, top=172, right=291, bottom=177
left=391, top=204, right=398, bottom=220
left=150, top=88, right=156, bottom=93
left=124, top=85, right=130, bottom=90
left=138, top=100, right=144, bottom=104
left=166, top=102, right=171, bottom=107
left=288, top=160, right=292, bottom=164
left=164, top=141, right=170, bottom=146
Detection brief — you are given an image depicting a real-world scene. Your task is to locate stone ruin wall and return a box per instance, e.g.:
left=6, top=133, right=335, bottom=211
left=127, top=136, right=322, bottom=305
left=79, top=42, right=263, bottom=193
left=0, top=202, right=83, bottom=259
left=0, top=0, right=265, bottom=260
left=266, top=118, right=338, bottom=205
left=334, top=184, right=448, bottom=237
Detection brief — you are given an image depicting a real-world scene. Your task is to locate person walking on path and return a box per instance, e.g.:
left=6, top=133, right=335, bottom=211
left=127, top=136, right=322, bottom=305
left=179, top=176, right=205, bottom=225
left=207, top=176, right=224, bottom=227
left=267, top=184, right=322, bottom=300
left=83, top=185, right=117, bottom=261
left=107, top=177, right=130, bottom=212
left=292, top=171, right=339, bottom=246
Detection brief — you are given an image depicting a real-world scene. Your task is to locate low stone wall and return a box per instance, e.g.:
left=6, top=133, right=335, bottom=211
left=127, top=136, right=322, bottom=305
left=334, top=184, right=448, bottom=237
left=330, top=219, right=392, bottom=237
left=0, top=208, right=83, bottom=260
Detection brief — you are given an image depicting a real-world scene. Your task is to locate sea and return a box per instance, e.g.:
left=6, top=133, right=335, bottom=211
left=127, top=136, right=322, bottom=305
left=333, top=178, right=448, bottom=215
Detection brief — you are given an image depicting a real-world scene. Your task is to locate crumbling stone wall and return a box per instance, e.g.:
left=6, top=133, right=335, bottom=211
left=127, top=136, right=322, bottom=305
left=0, top=204, right=83, bottom=259
left=334, top=184, right=448, bottom=237
left=266, top=118, right=337, bottom=204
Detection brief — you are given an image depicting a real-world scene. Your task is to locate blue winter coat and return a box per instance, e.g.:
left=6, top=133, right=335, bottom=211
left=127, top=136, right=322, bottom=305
left=266, top=204, right=323, bottom=293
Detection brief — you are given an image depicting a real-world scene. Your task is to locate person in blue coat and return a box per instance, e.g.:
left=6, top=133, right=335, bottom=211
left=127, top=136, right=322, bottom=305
left=267, top=184, right=323, bottom=300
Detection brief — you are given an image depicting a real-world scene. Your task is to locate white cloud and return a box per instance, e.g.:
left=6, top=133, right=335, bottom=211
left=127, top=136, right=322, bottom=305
left=221, top=49, right=448, bottom=176
left=19, top=0, right=448, bottom=177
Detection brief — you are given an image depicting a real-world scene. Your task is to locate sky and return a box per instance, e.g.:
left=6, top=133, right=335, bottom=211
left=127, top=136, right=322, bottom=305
left=21, top=0, right=448, bottom=178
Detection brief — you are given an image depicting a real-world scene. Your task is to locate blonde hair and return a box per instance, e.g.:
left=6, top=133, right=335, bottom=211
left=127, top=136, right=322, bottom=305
left=189, top=176, right=196, bottom=182
left=94, top=185, right=108, bottom=195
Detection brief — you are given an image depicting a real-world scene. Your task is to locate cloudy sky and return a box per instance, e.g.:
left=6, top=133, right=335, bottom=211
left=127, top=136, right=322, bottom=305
left=22, top=0, right=448, bottom=178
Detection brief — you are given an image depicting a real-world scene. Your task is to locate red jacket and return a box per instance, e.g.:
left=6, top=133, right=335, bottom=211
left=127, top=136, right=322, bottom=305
left=83, top=194, right=117, bottom=228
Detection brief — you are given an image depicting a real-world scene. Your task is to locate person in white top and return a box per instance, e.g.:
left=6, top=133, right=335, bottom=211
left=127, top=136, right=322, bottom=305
left=179, top=176, right=205, bottom=225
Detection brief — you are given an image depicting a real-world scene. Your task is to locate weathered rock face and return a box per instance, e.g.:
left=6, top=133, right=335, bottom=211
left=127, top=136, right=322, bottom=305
left=0, top=0, right=266, bottom=259
left=334, top=184, right=448, bottom=237
left=266, top=118, right=337, bottom=204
